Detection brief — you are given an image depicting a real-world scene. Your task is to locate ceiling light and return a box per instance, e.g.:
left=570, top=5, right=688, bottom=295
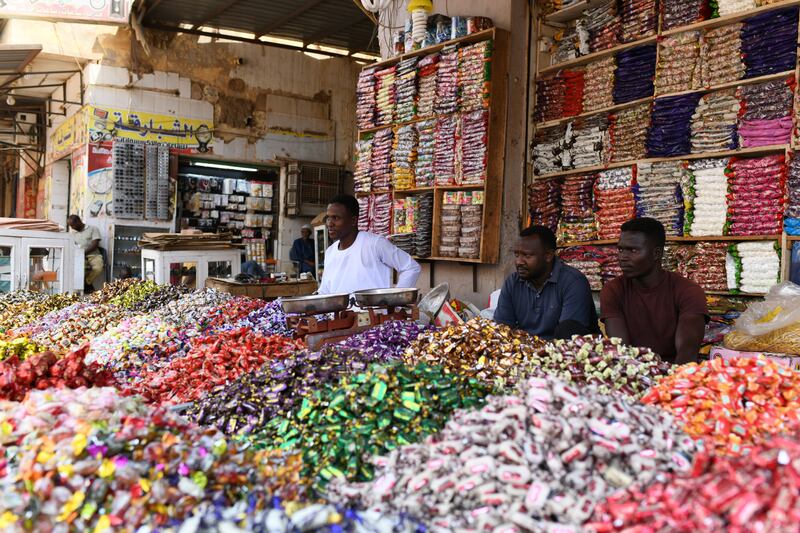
left=6, top=95, right=15, bottom=106
left=193, top=161, right=258, bottom=172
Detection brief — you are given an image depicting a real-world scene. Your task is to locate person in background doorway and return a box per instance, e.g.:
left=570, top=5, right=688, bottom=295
left=493, top=225, right=598, bottom=339
left=318, top=194, right=421, bottom=294
left=67, top=214, right=104, bottom=293
left=290, top=224, right=316, bottom=277
left=601, top=217, right=708, bottom=364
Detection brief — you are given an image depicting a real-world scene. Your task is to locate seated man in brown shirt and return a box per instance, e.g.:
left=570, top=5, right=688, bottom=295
left=601, top=217, right=707, bottom=364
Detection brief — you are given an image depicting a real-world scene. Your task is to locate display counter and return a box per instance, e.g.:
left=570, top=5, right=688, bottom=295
left=204, top=277, right=317, bottom=300
left=141, top=248, right=241, bottom=290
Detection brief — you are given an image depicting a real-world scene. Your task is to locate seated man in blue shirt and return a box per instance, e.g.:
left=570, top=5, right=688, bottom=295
left=494, top=225, right=598, bottom=339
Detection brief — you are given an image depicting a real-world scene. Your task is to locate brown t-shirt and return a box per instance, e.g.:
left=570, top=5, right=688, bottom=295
left=600, top=271, right=708, bottom=363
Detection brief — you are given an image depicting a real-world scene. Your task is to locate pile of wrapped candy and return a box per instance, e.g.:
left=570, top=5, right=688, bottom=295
left=786, top=151, right=800, bottom=235
left=741, top=7, right=798, bottom=79
left=414, top=193, right=434, bottom=257
left=458, top=40, right=491, bottom=112
left=528, top=177, right=561, bottom=232
left=393, top=124, right=417, bottom=191
left=0, top=292, right=79, bottom=332
left=414, top=119, right=436, bottom=187
left=718, top=0, right=756, bottom=16
left=686, top=242, right=730, bottom=291
left=726, top=154, right=785, bottom=236
left=435, top=45, right=458, bottom=114
left=560, top=246, right=604, bottom=290
left=612, top=44, right=656, bottom=104
left=433, top=114, right=457, bottom=184
left=685, top=158, right=729, bottom=236
left=532, top=126, right=565, bottom=175
left=356, top=67, right=375, bottom=129
left=594, top=167, right=635, bottom=240
left=699, top=23, right=744, bottom=87
left=374, top=66, right=396, bottom=126
left=353, top=138, right=372, bottom=193
left=661, top=0, right=707, bottom=30
left=535, top=75, right=567, bottom=123
left=566, top=115, right=610, bottom=169
left=416, top=53, right=438, bottom=118
left=646, top=93, right=701, bottom=157
left=395, top=57, right=417, bottom=123
left=655, top=31, right=701, bottom=95
left=357, top=195, right=370, bottom=231
left=584, top=1, right=620, bottom=52
left=691, top=90, right=739, bottom=153
left=609, top=102, right=650, bottom=162
left=737, top=79, right=794, bottom=148
left=583, top=56, right=615, bottom=113
left=635, top=161, right=685, bottom=236
left=369, top=127, right=393, bottom=191
left=558, top=173, right=597, bottom=244
left=366, top=192, right=392, bottom=237
left=729, top=241, right=780, bottom=293
left=621, top=0, right=658, bottom=42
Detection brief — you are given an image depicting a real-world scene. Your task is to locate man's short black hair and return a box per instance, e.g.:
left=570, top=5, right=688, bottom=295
left=519, top=225, right=557, bottom=251
left=620, top=217, right=666, bottom=247
left=328, top=194, right=359, bottom=218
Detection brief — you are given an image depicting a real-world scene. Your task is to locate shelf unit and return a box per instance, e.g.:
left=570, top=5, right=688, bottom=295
left=529, top=0, right=800, bottom=295
left=357, top=28, right=509, bottom=264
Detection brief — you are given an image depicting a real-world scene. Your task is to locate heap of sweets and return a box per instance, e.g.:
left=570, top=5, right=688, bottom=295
left=717, top=0, right=756, bottom=16
left=0, top=292, right=79, bottom=332
left=613, top=45, right=657, bottom=104
left=699, top=23, right=745, bottom=86
left=433, top=114, right=457, bottom=185
left=85, top=278, right=141, bottom=303
left=459, top=110, right=489, bottom=184
left=726, top=154, right=785, bottom=236
left=435, top=45, right=458, bottom=115
left=729, top=241, right=780, bottom=293
left=149, top=288, right=234, bottom=331
left=642, top=357, right=800, bottom=454
left=583, top=0, right=620, bottom=52
left=532, top=126, right=565, bottom=175
left=535, top=75, right=567, bottom=122
left=328, top=376, right=698, bottom=532
left=558, top=173, right=597, bottom=244
left=528, top=177, right=561, bottom=233
left=201, top=296, right=267, bottom=333
left=414, top=193, right=434, bottom=258
left=0, top=346, right=114, bottom=401
left=247, top=362, right=491, bottom=486
left=12, top=302, right=92, bottom=340
left=0, top=337, right=42, bottom=362
left=392, top=124, right=417, bottom=191
left=690, top=89, right=739, bottom=153
left=685, top=158, right=728, bottom=236
left=414, top=119, right=435, bottom=187
left=35, top=303, right=127, bottom=352
left=220, top=298, right=292, bottom=336
left=609, top=102, right=650, bottom=162
left=785, top=152, right=800, bottom=235
left=661, top=0, right=707, bottom=30
left=0, top=289, right=46, bottom=312
left=582, top=56, right=615, bottom=112
left=515, top=335, right=670, bottom=397
left=565, top=115, right=609, bottom=169
left=416, top=53, right=438, bottom=118
left=353, top=138, right=372, bottom=193
left=394, top=57, right=417, bottom=123
left=369, top=193, right=392, bottom=237
left=122, top=283, right=189, bottom=314
left=403, top=317, right=544, bottom=386
left=620, top=0, right=658, bottom=42
left=587, top=435, right=800, bottom=533
left=85, top=313, right=179, bottom=366
left=370, top=127, right=394, bottom=191
left=655, top=31, right=701, bottom=95
left=458, top=40, right=491, bottom=113
left=635, top=162, right=684, bottom=236
left=559, top=246, right=604, bottom=290
left=594, top=167, right=635, bottom=240
left=687, top=242, right=730, bottom=291
left=128, top=329, right=303, bottom=404
left=107, top=279, right=161, bottom=308
left=357, top=196, right=370, bottom=231
left=737, top=79, right=794, bottom=148
left=646, top=93, right=701, bottom=157
left=374, top=66, right=396, bottom=126
left=356, top=67, right=376, bottom=129
left=741, top=6, right=799, bottom=79
left=0, top=388, right=310, bottom=531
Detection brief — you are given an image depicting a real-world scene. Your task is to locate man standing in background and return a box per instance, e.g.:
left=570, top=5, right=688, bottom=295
left=68, top=214, right=104, bottom=293
left=290, top=224, right=316, bottom=277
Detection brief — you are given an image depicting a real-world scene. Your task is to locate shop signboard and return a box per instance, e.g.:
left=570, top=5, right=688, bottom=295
left=86, top=105, right=213, bottom=150
left=49, top=107, right=89, bottom=162
left=0, top=0, right=130, bottom=24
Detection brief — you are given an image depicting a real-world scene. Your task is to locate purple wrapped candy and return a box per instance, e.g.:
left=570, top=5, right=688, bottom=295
left=333, top=320, right=431, bottom=360
left=218, top=298, right=292, bottom=336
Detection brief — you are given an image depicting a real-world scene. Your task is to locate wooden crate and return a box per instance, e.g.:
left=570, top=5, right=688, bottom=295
left=205, top=278, right=317, bottom=300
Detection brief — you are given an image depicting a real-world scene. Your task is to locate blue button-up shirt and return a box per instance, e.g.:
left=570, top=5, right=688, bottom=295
left=493, top=258, right=596, bottom=339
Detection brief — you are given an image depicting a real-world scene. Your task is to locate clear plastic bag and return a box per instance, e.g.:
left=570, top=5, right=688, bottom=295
left=732, top=281, right=800, bottom=336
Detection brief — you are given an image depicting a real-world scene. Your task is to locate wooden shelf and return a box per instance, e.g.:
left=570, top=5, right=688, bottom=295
left=538, top=35, right=657, bottom=76
left=370, top=28, right=496, bottom=70
left=558, top=235, right=782, bottom=248
left=393, top=187, right=435, bottom=194
left=661, top=0, right=800, bottom=37
left=544, top=0, right=610, bottom=24
left=706, top=290, right=766, bottom=297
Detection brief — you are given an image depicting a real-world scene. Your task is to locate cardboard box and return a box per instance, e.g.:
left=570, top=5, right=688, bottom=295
left=710, top=345, right=800, bottom=370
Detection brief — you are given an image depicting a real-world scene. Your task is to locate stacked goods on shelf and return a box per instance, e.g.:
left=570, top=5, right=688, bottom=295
left=415, top=193, right=434, bottom=257
left=601, top=247, right=623, bottom=281
left=560, top=246, right=604, bottom=290
left=663, top=243, right=693, bottom=276
left=354, top=139, right=372, bottom=193
left=594, top=167, right=635, bottom=240
left=786, top=152, right=800, bottom=235
left=434, top=114, right=458, bottom=184
left=535, top=76, right=567, bottom=122
left=395, top=57, right=418, bottom=123
left=737, top=79, right=793, bottom=148
left=741, top=7, right=798, bottom=78
left=374, top=66, right=396, bottom=126
left=612, top=45, right=657, bottom=104
left=435, top=45, right=458, bottom=114
left=459, top=193, right=484, bottom=259
left=687, top=242, right=730, bottom=291
left=661, top=0, right=707, bottom=30
left=583, top=57, right=616, bottom=112
left=532, top=126, right=565, bottom=175
left=415, top=119, right=436, bottom=187
left=635, top=161, right=685, bottom=236
left=654, top=31, right=701, bottom=95
left=699, top=24, right=744, bottom=86
left=690, top=89, right=739, bottom=153
left=620, top=0, right=658, bottom=42
left=357, top=196, right=370, bottom=231
left=646, top=93, right=701, bottom=157
left=528, top=177, right=561, bottom=232
left=389, top=233, right=415, bottom=256
left=438, top=197, right=461, bottom=258
left=370, top=193, right=392, bottom=237
left=459, top=110, right=489, bottom=184
left=416, top=53, right=438, bottom=118
left=609, top=102, right=650, bottom=162
left=392, top=125, right=417, bottom=191
left=685, top=158, right=729, bottom=236
left=558, top=173, right=597, bottom=244
left=717, top=0, right=756, bottom=16
left=726, top=154, right=785, bottom=236
left=730, top=241, right=780, bottom=293
left=370, top=128, right=394, bottom=191
left=458, top=40, right=492, bottom=112
left=561, top=70, right=585, bottom=117
left=550, top=25, right=579, bottom=65
left=565, top=115, right=609, bottom=169
left=584, top=1, right=620, bottom=52
left=356, top=68, right=376, bottom=129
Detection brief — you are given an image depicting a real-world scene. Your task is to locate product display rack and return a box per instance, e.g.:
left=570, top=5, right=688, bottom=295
left=529, top=1, right=800, bottom=294
left=357, top=28, right=509, bottom=264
